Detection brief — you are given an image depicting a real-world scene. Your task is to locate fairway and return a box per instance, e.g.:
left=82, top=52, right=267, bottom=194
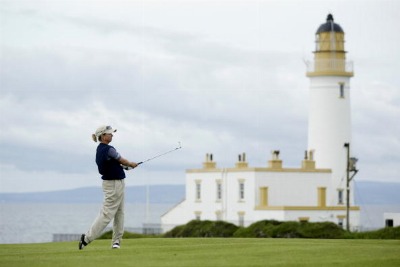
left=1, top=238, right=399, bottom=267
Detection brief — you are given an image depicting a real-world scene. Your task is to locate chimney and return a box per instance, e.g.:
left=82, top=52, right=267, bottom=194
left=203, top=153, right=216, bottom=169
left=235, top=152, right=248, bottom=168
left=268, top=150, right=282, bottom=169
left=302, top=150, right=316, bottom=170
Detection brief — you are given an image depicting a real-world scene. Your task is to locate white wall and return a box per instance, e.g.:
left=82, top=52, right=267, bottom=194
left=384, top=213, right=400, bottom=227
left=161, top=167, right=360, bottom=231
left=255, top=171, right=331, bottom=206
left=308, top=76, right=355, bottom=205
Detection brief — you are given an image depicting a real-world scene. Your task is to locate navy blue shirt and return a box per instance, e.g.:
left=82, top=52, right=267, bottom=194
left=96, top=143, right=126, bottom=180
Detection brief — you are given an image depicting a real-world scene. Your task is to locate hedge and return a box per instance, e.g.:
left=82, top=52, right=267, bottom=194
left=164, top=220, right=239, bottom=237
left=99, top=221, right=400, bottom=240
left=164, top=220, right=399, bottom=239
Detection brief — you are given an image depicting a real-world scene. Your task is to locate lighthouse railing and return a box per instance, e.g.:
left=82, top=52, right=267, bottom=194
left=305, top=59, right=353, bottom=73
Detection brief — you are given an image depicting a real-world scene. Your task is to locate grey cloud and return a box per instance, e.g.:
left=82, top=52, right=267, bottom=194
left=1, top=1, right=399, bottom=192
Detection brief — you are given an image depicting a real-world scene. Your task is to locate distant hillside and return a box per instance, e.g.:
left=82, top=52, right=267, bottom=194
left=0, top=185, right=185, bottom=204
left=0, top=181, right=399, bottom=204
left=354, top=181, right=400, bottom=205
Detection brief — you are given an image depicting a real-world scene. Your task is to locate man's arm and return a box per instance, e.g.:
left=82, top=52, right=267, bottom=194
left=118, top=157, right=138, bottom=169
left=108, top=147, right=138, bottom=169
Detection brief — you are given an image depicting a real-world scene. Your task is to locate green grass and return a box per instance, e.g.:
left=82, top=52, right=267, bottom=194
left=1, top=239, right=399, bottom=267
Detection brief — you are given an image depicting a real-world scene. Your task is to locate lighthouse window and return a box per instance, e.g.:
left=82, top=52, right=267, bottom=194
left=216, top=181, right=222, bottom=201
left=338, top=189, right=344, bottom=204
left=239, top=181, right=245, bottom=201
left=338, top=218, right=344, bottom=228
left=339, top=83, right=345, bottom=98
left=315, top=35, right=320, bottom=51
left=386, top=219, right=394, bottom=227
left=195, top=212, right=201, bottom=221
left=195, top=181, right=201, bottom=201
left=216, top=211, right=222, bottom=221
left=238, top=213, right=245, bottom=227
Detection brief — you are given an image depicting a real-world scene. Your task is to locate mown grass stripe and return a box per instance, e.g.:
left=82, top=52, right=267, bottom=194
left=0, top=239, right=399, bottom=267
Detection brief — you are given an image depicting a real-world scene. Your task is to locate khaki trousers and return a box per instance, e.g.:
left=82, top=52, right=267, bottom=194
left=85, top=179, right=125, bottom=245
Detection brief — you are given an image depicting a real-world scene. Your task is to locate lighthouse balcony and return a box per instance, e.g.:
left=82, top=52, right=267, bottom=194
left=306, top=59, right=354, bottom=77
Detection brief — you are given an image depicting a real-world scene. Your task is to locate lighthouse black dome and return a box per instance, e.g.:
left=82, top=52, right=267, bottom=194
left=316, top=14, right=344, bottom=34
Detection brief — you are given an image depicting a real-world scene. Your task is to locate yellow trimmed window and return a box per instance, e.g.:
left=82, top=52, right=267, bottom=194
left=318, top=187, right=326, bottom=207
left=259, top=187, right=268, bottom=207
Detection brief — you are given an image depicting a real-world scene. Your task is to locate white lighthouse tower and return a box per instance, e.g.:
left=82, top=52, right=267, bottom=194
left=306, top=14, right=355, bottom=208
left=161, top=14, right=361, bottom=233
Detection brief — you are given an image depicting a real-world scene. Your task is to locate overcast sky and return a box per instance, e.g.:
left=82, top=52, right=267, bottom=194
left=1, top=0, right=399, bottom=193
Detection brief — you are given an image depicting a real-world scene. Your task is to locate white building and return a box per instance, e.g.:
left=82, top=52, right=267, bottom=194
left=162, top=14, right=360, bottom=232
left=384, top=213, right=400, bottom=227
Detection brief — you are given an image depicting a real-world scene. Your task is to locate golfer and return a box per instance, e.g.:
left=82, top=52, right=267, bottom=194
left=79, top=125, right=138, bottom=250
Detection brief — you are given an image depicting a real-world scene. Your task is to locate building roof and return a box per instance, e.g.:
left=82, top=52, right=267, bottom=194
left=316, top=14, right=344, bottom=34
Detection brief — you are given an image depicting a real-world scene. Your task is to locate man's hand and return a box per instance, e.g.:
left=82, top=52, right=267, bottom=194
left=119, top=157, right=138, bottom=170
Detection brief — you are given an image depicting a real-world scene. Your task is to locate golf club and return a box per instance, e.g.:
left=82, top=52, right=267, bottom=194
left=122, top=142, right=182, bottom=170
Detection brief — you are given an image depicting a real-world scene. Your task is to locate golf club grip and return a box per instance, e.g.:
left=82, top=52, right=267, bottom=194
left=137, top=162, right=143, bottom=165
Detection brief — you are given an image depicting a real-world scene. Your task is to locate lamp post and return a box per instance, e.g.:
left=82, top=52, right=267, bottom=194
left=344, top=143, right=358, bottom=231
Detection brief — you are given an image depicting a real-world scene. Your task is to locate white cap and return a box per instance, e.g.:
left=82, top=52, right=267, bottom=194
left=92, top=125, right=117, bottom=142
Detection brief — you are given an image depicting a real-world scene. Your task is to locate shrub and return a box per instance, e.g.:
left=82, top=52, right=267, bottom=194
left=234, top=220, right=345, bottom=239
left=232, top=227, right=252, bottom=238
left=164, top=220, right=239, bottom=238
left=371, top=226, right=400, bottom=239
left=273, top=221, right=302, bottom=238
left=209, top=220, right=240, bottom=237
left=298, top=221, right=346, bottom=239
left=349, top=226, right=400, bottom=239
left=98, top=222, right=400, bottom=240
left=163, top=224, right=186, bottom=238
left=233, top=220, right=282, bottom=238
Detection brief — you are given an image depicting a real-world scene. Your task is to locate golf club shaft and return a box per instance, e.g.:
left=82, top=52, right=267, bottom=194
left=140, top=146, right=181, bottom=164
left=122, top=142, right=182, bottom=170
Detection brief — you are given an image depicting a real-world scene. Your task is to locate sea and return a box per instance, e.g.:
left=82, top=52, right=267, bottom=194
left=0, top=203, right=173, bottom=244
left=0, top=203, right=399, bottom=244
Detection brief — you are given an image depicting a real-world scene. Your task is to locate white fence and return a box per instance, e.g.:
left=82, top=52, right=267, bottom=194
left=53, top=225, right=162, bottom=242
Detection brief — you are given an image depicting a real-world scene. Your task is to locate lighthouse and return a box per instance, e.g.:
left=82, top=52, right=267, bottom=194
left=161, top=14, right=361, bottom=233
left=306, top=14, right=355, bottom=207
